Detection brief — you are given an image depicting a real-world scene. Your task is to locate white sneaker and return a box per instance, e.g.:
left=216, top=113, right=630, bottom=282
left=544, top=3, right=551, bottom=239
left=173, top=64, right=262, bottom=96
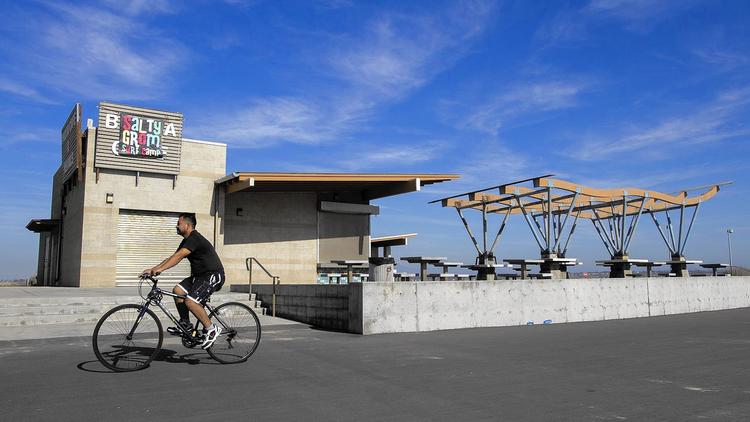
left=201, top=324, right=222, bottom=349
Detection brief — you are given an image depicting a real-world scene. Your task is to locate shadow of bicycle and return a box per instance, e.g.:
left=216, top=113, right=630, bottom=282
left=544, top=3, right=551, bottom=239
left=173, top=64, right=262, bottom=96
left=79, top=346, right=221, bottom=373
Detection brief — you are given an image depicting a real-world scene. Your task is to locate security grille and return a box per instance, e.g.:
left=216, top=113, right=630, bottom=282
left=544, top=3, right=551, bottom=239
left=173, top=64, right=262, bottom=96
left=116, top=209, right=191, bottom=287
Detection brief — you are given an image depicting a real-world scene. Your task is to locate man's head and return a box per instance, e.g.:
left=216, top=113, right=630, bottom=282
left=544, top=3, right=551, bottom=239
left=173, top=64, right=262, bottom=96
left=176, top=213, right=196, bottom=237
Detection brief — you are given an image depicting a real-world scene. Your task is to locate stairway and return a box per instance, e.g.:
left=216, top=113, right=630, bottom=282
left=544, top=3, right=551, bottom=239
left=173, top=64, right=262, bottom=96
left=0, top=292, right=266, bottom=328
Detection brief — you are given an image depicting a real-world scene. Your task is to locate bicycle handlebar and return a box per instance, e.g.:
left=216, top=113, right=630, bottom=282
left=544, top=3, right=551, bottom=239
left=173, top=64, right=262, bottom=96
left=138, top=274, right=159, bottom=300
left=140, top=274, right=159, bottom=284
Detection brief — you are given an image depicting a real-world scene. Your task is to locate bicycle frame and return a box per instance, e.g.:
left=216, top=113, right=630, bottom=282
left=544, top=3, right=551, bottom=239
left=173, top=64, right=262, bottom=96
left=129, top=276, right=225, bottom=341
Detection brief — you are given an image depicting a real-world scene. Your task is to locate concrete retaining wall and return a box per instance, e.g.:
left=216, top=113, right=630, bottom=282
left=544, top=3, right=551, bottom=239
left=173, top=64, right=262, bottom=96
left=236, top=276, right=750, bottom=335
left=239, top=284, right=362, bottom=332
left=361, top=276, right=750, bottom=334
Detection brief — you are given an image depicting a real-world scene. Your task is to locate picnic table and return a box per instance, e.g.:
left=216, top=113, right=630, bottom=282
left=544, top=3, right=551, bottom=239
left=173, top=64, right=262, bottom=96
left=400, top=257, right=447, bottom=281
left=503, top=259, right=544, bottom=280
left=560, top=261, right=583, bottom=267
left=595, top=258, right=648, bottom=278
left=394, top=272, right=416, bottom=281
left=540, top=256, right=579, bottom=279
left=665, top=259, right=703, bottom=277
left=629, top=261, right=665, bottom=277
left=461, top=263, right=507, bottom=280
left=371, top=233, right=417, bottom=258
left=330, top=260, right=368, bottom=284
left=665, top=259, right=703, bottom=265
left=432, top=262, right=464, bottom=280
left=700, top=263, right=728, bottom=276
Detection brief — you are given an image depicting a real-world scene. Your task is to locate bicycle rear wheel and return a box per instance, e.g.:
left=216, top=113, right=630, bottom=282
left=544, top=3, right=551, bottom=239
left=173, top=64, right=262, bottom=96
left=93, top=304, right=163, bottom=372
left=206, top=302, right=261, bottom=364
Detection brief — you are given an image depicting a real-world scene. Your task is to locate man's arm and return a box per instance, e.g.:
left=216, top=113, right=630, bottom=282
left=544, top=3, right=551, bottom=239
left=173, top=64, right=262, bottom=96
left=142, top=248, right=191, bottom=276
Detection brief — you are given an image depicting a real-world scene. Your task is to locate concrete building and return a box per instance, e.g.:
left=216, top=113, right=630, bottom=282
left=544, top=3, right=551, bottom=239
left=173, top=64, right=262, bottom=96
left=27, top=102, right=458, bottom=287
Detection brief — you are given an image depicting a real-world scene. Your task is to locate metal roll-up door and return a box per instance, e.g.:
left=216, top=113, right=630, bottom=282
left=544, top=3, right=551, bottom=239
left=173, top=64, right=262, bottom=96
left=116, top=210, right=191, bottom=287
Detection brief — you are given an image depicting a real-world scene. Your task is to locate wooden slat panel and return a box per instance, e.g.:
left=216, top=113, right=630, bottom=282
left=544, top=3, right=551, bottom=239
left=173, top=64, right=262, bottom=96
left=94, top=102, right=183, bottom=175
left=61, top=103, right=81, bottom=182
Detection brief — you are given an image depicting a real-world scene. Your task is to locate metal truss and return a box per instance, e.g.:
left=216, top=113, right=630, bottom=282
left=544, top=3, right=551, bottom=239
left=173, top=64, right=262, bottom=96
left=432, top=176, right=730, bottom=260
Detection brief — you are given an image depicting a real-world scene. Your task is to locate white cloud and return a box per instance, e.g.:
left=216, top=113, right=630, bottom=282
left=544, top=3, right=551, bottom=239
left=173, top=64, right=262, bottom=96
left=0, top=128, right=60, bottom=147
left=192, top=1, right=496, bottom=148
left=693, top=49, right=749, bottom=70
left=537, top=0, right=698, bottom=44
left=313, top=0, right=354, bottom=9
left=100, top=0, right=176, bottom=16
left=328, top=4, right=491, bottom=100
left=0, top=78, right=56, bottom=104
left=1, top=2, right=187, bottom=102
left=336, top=141, right=449, bottom=171
left=417, top=141, right=546, bottom=198
left=534, top=10, right=588, bottom=45
left=193, top=97, right=368, bottom=147
left=460, top=80, right=588, bottom=135
left=571, top=163, right=747, bottom=191
left=584, top=0, right=692, bottom=23
left=243, top=140, right=449, bottom=173
left=566, top=86, right=750, bottom=161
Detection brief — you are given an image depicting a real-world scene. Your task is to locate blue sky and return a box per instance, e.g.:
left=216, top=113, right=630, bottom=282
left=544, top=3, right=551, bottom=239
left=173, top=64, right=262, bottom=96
left=1, top=0, right=749, bottom=279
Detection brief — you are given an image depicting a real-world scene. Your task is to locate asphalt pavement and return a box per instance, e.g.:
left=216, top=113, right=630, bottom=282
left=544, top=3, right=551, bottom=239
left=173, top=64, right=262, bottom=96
left=2, top=308, right=750, bottom=421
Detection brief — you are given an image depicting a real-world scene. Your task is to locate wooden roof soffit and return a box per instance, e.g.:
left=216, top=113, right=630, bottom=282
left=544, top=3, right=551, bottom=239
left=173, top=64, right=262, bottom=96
left=227, top=177, right=255, bottom=194
left=535, top=177, right=692, bottom=205
left=365, top=178, right=420, bottom=200
left=371, top=233, right=417, bottom=248
left=437, top=177, right=727, bottom=219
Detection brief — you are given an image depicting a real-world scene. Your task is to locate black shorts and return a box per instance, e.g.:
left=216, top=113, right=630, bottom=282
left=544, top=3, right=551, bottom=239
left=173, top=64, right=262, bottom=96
left=176, top=272, right=225, bottom=305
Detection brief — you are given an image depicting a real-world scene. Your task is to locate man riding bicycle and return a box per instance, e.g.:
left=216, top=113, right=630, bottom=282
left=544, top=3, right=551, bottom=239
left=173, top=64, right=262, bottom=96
left=142, top=212, right=225, bottom=349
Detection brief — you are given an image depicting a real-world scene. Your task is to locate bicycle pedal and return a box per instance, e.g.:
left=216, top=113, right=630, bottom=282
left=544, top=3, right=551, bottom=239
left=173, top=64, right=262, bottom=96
left=167, top=327, right=183, bottom=336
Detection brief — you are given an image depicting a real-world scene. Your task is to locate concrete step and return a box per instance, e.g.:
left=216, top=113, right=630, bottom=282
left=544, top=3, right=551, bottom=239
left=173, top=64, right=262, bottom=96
left=0, top=312, right=299, bottom=341
left=0, top=300, right=265, bottom=316
left=0, top=299, right=264, bottom=312
left=0, top=293, right=257, bottom=308
left=0, top=307, right=267, bottom=327
left=0, top=299, right=266, bottom=327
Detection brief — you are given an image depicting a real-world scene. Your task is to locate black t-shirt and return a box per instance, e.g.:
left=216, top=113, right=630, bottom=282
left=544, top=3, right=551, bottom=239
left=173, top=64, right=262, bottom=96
left=178, top=231, right=224, bottom=276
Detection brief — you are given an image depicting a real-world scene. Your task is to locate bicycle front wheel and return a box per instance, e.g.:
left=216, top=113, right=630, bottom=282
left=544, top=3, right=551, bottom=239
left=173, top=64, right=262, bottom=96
left=207, top=302, right=261, bottom=364
left=93, top=304, right=163, bottom=372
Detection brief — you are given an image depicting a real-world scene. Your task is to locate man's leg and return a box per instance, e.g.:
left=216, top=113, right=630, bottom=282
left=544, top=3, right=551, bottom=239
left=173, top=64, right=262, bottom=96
left=185, top=299, right=212, bottom=328
left=184, top=273, right=224, bottom=328
left=185, top=273, right=225, bottom=349
left=172, top=283, right=191, bottom=322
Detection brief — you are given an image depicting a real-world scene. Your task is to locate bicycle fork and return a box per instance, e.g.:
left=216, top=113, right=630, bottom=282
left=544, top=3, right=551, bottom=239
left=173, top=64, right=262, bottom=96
left=126, top=302, right=152, bottom=341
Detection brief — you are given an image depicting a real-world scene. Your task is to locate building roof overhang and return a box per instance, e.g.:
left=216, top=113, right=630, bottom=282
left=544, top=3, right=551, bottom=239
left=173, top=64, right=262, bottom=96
left=26, top=219, right=60, bottom=233
left=216, top=172, right=459, bottom=200
left=371, top=233, right=417, bottom=248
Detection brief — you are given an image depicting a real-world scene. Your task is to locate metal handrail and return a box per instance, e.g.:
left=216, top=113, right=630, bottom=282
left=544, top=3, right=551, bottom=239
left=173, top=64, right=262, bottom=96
left=246, top=257, right=280, bottom=317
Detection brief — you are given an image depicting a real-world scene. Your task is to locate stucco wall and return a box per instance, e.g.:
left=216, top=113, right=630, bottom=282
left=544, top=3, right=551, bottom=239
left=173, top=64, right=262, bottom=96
left=318, top=212, right=369, bottom=263
left=56, top=167, right=85, bottom=287
left=77, top=133, right=226, bottom=287
left=222, top=192, right=318, bottom=284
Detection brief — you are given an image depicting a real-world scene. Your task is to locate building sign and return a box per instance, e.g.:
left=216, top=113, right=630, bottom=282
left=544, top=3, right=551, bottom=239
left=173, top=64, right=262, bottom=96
left=94, top=102, right=183, bottom=175
left=61, top=103, right=82, bottom=182
left=106, top=113, right=178, bottom=158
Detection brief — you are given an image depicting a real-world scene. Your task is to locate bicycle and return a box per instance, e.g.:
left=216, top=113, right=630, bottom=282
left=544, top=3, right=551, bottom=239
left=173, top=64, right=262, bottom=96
left=92, top=275, right=261, bottom=372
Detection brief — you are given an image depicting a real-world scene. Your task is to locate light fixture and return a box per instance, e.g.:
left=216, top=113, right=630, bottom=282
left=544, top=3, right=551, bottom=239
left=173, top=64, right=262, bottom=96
left=727, top=228, right=734, bottom=276
left=106, top=193, right=114, bottom=204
